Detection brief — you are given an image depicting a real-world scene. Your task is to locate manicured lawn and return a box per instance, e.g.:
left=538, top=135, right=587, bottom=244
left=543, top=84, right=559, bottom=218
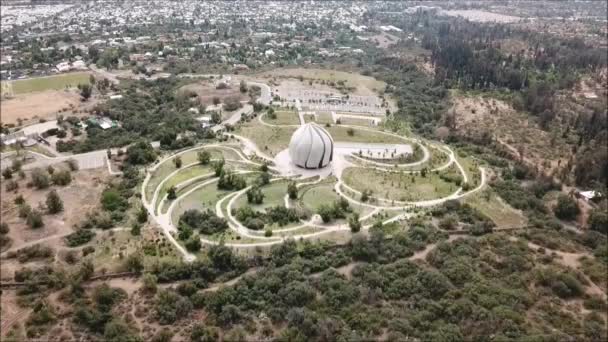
left=338, top=117, right=378, bottom=127
left=342, top=166, right=462, bottom=202
left=266, top=110, right=300, bottom=125
left=156, top=165, right=214, bottom=212
left=8, top=72, right=91, bottom=94
left=300, top=181, right=374, bottom=217
left=233, top=180, right=289, bottom=211
left=170, top=182, right=228, bottom=225
left=145, top=146, right=239, bottom=201
left=327, top=126, right=405, bottom=144
left=236, top=120, right=296, bottom=156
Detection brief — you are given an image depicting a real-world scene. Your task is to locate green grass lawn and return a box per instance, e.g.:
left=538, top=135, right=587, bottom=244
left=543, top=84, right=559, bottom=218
left=233, top=180, right=289, bottom=211
left=337, top=116, right=378, bottom=127
left=145, top=146, right=239, bottom=201
left=156, top=165, right=214, bottom=213
left=300, top=181, right=374, bottom=217
left=464, top=190, right=527, bottom=228
left=327, top=126, right=405, bottom=144
left=342, top=166, right=461, bottom=202
left=7, top=72, right=91, bottom=94
left=170, top=182, right=229, bottom=225
left=236, top=120, right=296, bottom=156
left=266, top=110, right=300, bottom=125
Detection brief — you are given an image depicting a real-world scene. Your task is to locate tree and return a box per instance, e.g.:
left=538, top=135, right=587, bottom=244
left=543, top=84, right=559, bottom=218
left=173, top=156, right=182, bottom=168
left=239, top=80, right=248, bottom=93
left=223, top=96, right=242, bottom=111
left=137, top=205, right=148, bottom=224
left=554, top=194, right=580, bottom=220
left=131, top=222, right=141, bottom=236
left=317, top=204, right=334, bottom=223
left=126, top=141, right=156, bottom=165
left=191, top=324, right=219, bottom=342
left=349, top=213, right=361, bottom=232
left=51, top=170, right=72, bottom=186
left=185, top=235, right=201, bottom=252
left=46, top=190, right=64, bottom=214
left=287, top=181, right=298, bottom=200
left=213, top=158, right=225, bottom=176
left=588, top=208, right=607, bottom=234
left=78, top=83, right=92, bottom=101
left=142, top=273, right=158, bottom=294
left=197, top=150, right=211, bottom=165
left=167, top=186, right=177, bottom=200
left=26, top=209, right=44, bottom=229
left=247, top=186, right=264, bottom=204
left=2, top=167, right=12, bottom=179
left=124, top=253, right=144, bottom=273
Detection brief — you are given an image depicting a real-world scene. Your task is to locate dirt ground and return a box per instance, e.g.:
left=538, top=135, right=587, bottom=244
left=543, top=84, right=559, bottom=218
left=0, top=167, right=109, bottom=254
left=0, top=90, right=81, bottom=125
left=178, top=80, right=248, bottom=106
left=367, top=32, right=400, bottom=49
left=449, top=94, right=571, bottom=174
left=259, top=68, right=386, bottom=96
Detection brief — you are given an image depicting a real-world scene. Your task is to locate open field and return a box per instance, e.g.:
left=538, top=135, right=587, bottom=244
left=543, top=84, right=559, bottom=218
left=0, top=90, right=80, bottom=125
left=265, top=110, right=300, bottom=125
left=464, top=190, right=527, bottom=228
left=0, top=167, right=108, bottom=252
left=327, top=126, right=405, bottom=144
left=233, top=180, right=289, bottom=212
left=236, top=120, right=297, bottom=156
left=304, top=112, right=333, bottom=125
left=450, top=93, right=572, bottom=175
left=261, top=68, right=386, bottom=96
left=2, top=72, right=91, bottom=95
left=178, top=80, right=248, bottom=106
left=144, top=146, right=237, bottom=201
left=342, top=165, right=461, bottom=202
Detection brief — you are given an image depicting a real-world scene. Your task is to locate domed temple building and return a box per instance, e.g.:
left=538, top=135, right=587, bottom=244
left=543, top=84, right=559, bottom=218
left=288, top=123, right=334, bottom=169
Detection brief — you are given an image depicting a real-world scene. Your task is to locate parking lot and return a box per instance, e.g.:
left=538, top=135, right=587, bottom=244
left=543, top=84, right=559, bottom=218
left=277, top=89, right=385, bottom=115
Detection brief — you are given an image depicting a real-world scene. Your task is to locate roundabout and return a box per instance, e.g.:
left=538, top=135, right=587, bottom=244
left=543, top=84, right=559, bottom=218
left=141, top=83, right=487, bottom=261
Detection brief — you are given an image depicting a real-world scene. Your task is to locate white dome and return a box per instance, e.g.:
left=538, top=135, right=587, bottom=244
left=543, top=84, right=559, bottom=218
left=289, top=123, right=334, bottom=169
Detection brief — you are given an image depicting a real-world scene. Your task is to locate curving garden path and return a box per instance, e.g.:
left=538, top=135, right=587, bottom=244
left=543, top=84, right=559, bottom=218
left=141, top=82, right=487, bottom=261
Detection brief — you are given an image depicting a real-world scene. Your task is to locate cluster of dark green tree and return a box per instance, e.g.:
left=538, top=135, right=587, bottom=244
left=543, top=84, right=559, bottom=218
left=234, top=205, right=302, bottom=230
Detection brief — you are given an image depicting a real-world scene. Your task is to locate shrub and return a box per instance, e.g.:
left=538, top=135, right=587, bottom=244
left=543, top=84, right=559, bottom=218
left=197, top=151, right=211, bottom=165
left=26, top=209, right=44, bottom=229
left=65, top=158, right=79, bottom=171
left=46, top=190, right=64, bottom=214
left=2, top=167, right=13, bottom=179
left=287, top=181, right=298, bottom=200
left=30, top=168, right=50, bottom=189
left=554, top=195, right=580, bottom=220
left=65, top=229, right=95, bottom=247
left=185, top=236, right=202, bottom=252
left=101, top=189, right=128, bottom=212
left=246, top=186, right=264, bottom=204
left=5, top=180, right=18, bottom=192
left=51, top=170, right=72, bottom=186
left=349, top=213, right=361, bottom=233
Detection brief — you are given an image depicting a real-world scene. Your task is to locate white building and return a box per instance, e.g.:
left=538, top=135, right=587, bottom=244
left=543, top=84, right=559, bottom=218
left=289, top=123, right=333, bottom=169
